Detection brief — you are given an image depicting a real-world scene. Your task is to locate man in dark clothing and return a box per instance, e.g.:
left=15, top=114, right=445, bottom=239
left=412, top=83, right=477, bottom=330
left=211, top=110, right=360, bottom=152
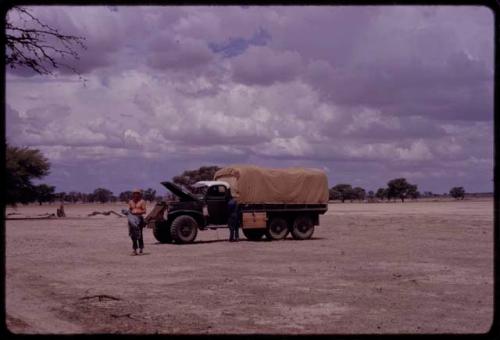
left=227, top=194, right=240, bottom=242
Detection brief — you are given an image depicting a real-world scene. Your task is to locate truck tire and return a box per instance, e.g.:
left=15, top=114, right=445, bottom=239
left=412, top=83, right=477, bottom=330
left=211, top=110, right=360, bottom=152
left=243, top=229, right=265, bottom=241
left=153, top=220, right=172, bottom=243
left=291, top=215, right=314, bottom=240
left=265, top=217, right=289, bottom=240
left=170, top=215, right=198, bottom=244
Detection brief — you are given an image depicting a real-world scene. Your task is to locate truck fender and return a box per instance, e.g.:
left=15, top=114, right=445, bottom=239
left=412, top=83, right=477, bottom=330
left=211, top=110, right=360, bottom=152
left=167, top=210, right=205, bottom=229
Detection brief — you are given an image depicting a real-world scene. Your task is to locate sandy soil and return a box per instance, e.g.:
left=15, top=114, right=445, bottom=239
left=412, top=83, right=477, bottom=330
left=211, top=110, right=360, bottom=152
left=5, top=199, right=493, bottom=334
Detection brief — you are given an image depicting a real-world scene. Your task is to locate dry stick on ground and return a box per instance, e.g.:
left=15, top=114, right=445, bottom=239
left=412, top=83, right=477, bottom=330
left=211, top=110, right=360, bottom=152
left=6, top=213, right=56, bottom=220
left=87, top=211, right=124, bottom=217
left=79, top=294, right=121, bottom=301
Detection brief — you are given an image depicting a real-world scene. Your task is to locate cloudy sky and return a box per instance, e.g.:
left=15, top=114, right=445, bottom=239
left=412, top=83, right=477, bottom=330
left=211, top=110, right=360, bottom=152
left=6, top=5, right=493, bottom=195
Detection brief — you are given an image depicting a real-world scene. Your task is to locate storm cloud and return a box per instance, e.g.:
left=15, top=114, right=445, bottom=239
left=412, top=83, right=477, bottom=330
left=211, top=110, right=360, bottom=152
left=5, top=5, right=493, bottom=194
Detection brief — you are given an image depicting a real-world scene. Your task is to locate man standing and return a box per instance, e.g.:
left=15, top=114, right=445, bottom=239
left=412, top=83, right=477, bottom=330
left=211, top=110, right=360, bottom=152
left=128, top=189, right=147, bottom=255
left=227, top=193, right=240, bottom=242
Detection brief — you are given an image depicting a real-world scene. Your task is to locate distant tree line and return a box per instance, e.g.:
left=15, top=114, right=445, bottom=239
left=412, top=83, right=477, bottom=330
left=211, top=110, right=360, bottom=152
left=330, top=179, right=467, bottom=203
left=6, top=144, right=471, bottom=205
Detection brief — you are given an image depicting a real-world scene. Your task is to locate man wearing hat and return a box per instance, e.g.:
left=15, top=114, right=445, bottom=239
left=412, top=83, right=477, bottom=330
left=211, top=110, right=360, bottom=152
left=128, top=188, right=147, bottom=255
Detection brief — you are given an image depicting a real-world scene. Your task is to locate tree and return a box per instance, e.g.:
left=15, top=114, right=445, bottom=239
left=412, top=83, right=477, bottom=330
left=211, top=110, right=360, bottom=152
left=423, top=191, right=434, bottom=198
left=5, top=7, right=86, bottom=76
left=54, top=191, right=67, bottom=202
left=367, top=190, right=375, bottom=199
left=352, top=187, right=366, bottom=201
left=387, top=178, right=418, bottom=203
left=329, top=187, right=341, bottom=201
left=66, top=191, right=82, bottom=203
left=34, top=184, right=55, bottom=205
left=91, top=188, right=113, bottom=203
left=407, top=184, right=420, bottom=200
left=143, top=188, right=156, bottom=202
left=375, top=188, right=387, bottom=201
left=119, top=191, right=133, bottom=202
left=172, top=165, right=222, bottom=190
left=449, top=187, right=465, bottom=200
left=6, top=143, right=51, bottom=205
left=330, top=184, right=353, bottom=203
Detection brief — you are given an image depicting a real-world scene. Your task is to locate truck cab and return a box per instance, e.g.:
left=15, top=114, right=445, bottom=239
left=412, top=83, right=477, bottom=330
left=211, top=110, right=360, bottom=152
left=146, top=181, right=232, bottom=244
left=192, top=181, right=231, bottom=225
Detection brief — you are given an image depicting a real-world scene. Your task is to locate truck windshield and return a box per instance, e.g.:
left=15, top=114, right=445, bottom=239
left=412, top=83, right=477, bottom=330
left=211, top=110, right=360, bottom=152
left=191, top=186, right=208, bottom=196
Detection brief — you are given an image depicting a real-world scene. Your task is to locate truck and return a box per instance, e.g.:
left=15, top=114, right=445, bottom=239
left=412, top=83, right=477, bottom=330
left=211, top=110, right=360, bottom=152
left=145, top=165, right=329, bottom=244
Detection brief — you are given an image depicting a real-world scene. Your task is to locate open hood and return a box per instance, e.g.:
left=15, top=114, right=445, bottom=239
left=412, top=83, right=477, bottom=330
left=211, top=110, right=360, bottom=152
left=161, top=181, right=200, bottom=202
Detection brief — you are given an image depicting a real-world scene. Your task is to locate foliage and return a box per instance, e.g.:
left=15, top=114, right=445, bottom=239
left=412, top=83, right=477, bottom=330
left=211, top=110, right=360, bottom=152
left=375, top=188, right=387, bottom=200
left=119, top=191, right=133, bottom=202
left=6, top=143, right=51, bottom=205
left=34, top=184, right=55, bottom=205
left=387, top=178, right=418, bottom=202
left=90, top=188, right=114, bottom=203
left=352, top=187, right=366, bottom=201
left=330, top=184, right=353, bottom=203
left=143, top=188, right=156, bottom=202
left=172, top=165, right=222, bottom=190
left=5, top=7, right=86, bottom=76
left=449, top=187, right=465, bottom=200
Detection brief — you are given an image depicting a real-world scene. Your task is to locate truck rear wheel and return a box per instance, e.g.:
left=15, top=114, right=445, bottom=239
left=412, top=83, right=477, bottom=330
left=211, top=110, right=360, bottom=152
left=243, top=229, right=265, bottom=241
left=170, top=215, right=198, bottom=244
left=153, top=220, right=172, bottom=243
left=265, top=217, right=289, bottom=240
left=291, top=215, right=314, bottom=240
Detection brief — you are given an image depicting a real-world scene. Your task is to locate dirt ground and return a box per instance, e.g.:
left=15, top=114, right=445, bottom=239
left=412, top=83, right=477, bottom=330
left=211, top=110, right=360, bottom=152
left=5, top=199, right=493, bottom=334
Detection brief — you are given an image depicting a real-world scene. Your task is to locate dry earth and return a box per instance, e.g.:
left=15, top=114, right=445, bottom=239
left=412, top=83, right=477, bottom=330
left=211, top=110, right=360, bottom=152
left=5, top=199, right=493, bottom=334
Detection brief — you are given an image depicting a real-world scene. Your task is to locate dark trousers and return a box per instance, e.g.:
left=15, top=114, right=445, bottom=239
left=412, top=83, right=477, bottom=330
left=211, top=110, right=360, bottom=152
left=132, top=232, right=144, bottom=250
left=229, top=221, right=239, bottom=241
left=130, top=218, right=144, bottom=250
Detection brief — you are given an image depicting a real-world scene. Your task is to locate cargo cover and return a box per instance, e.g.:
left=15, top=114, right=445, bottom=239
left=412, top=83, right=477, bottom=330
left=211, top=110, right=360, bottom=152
left=214, top=165, right=329, bottom=204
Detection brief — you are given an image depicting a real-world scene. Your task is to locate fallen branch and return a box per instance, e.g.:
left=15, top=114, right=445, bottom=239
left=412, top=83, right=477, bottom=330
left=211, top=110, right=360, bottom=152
left=87, top=210, right=124, bottom=217
left=110, top=313, right=135, bottom=319
left=5, top=213, right=56, bottom=220
left=79, top=294, right=121, bottom=301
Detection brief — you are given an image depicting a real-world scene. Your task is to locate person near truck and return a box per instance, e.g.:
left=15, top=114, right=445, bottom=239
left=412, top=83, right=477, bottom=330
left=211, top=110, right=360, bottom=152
left=227, top=193, right=240, bottom=242
left=126, top=189, right=147, bottom=255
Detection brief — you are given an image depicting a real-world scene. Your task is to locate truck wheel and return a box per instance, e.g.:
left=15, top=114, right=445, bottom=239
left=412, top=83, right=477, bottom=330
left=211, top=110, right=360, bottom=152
left=243, top=229, right=265, bottom=241
left=291, top=215, right=314, bottom=240
left=170, top=215, right=198, bottom=244
left=265, top=217, right=289, bottom=240
left=153, top=220, right=172, bottom=243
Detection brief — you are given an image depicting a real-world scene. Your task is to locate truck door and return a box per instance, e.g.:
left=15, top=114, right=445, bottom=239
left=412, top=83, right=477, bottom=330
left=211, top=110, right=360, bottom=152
left=205, top=185, right=229, bottom=225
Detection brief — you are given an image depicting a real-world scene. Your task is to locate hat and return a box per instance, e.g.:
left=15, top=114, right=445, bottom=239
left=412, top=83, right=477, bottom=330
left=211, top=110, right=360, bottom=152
left=132, top=188, right=142, bottom=194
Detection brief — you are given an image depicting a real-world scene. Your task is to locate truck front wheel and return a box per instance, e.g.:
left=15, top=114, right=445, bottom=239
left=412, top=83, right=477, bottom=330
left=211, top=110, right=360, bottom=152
left=291, top=215, right=314, bottom=240
left=242, top=229, right=265, bottom=241
left=153, top=220, right=173, bottom=243
left=170, top=215, right=198, bottom=244
left=265, top=217, right=289, bottom=240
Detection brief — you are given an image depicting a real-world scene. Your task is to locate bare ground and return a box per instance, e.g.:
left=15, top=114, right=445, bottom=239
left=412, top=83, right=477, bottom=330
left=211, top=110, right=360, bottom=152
left=5, top=199, right=493, bottom=334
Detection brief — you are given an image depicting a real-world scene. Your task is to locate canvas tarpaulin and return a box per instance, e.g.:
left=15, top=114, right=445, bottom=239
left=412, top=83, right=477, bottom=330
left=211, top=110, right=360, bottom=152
left=214, top=165, right=329, bottom=204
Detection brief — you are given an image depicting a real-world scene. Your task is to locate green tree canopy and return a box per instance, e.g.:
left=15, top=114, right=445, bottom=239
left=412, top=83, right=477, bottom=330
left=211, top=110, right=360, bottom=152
left=119, top=191, right=133, bottom=202
left=375, top=188, right=387, bottom=200
left=330, top=184, right=353, bottom=203
left=91, top=188, right=114, bottom=203
left=143, top=188, right=156, bottom=202
left=34, top=184, right=56, bottom=205
left=449, top=186, right=465, bottom=200
left=172, top=165, right=221, bottom=190
left=6, top=144, right=51, bottom=205
left=352, top=187, right=366, bottom=201
left=387, top=178, right=418, bottom=202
